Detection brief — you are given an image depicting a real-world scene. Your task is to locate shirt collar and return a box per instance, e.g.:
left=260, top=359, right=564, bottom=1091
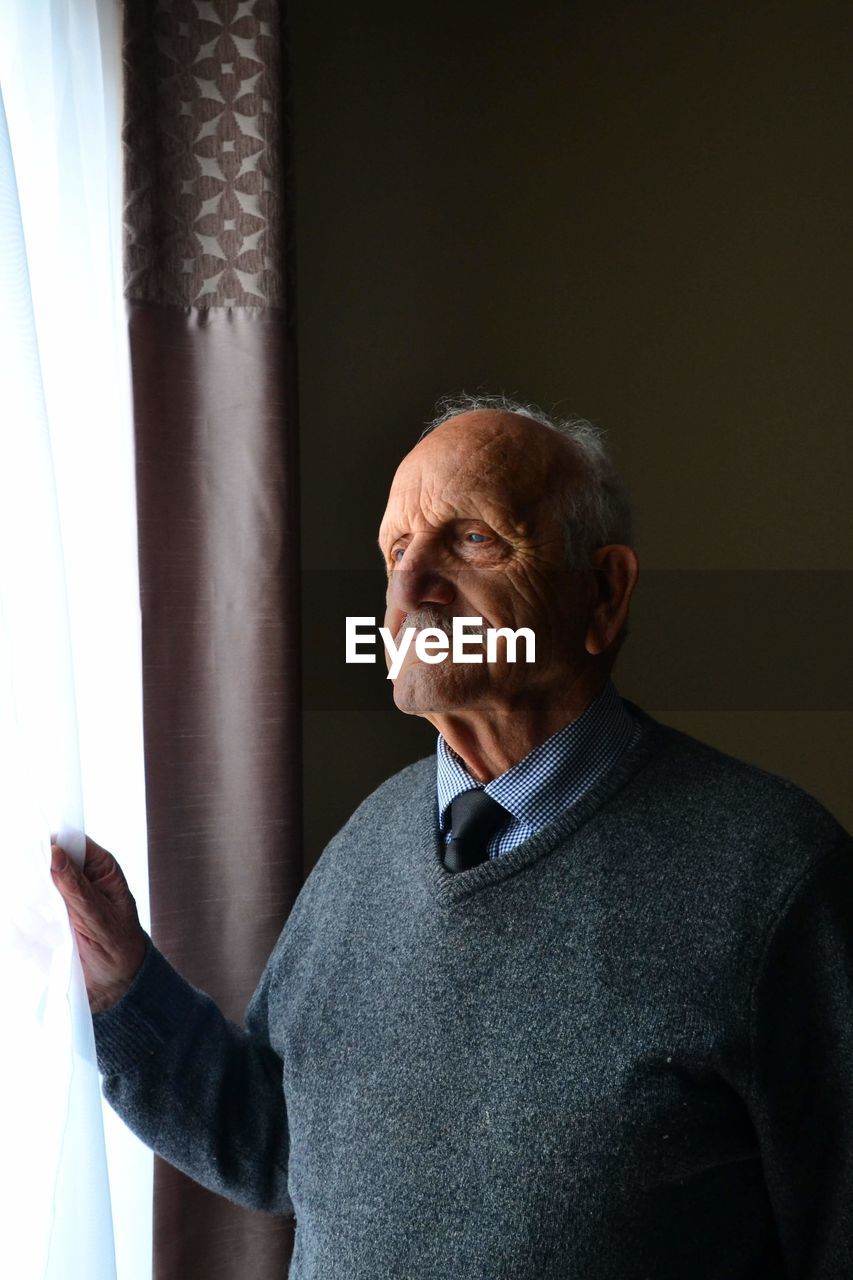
left=436, top=680, right=636, bottom=833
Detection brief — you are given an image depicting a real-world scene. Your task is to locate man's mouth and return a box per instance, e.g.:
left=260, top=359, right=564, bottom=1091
left=396, top=609, right=485, bottom=645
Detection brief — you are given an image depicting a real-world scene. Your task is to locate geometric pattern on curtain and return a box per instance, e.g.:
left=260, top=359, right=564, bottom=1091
left=122, top=4, right=301, bottom=1277
left=124, top=0, right=287, bottom=308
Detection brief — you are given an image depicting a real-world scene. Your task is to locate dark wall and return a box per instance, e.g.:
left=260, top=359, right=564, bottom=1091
left=290, top=0, right=853, bottom=867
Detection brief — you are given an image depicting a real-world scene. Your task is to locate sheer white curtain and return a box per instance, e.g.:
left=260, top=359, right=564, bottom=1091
left=0, top=2, right=151, bottom=1278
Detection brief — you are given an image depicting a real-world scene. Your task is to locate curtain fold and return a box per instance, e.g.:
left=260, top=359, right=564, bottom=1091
left=121, top=4, right=301, bottom=1278
left=0, top=79, right=115, bottom=1280
left=0, top=1, right=150, bottom=1276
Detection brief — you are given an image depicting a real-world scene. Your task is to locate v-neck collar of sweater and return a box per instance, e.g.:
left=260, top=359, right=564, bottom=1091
left=413, top=701, right=664, bottom=907
left=435, top=679, right=637, bottom=837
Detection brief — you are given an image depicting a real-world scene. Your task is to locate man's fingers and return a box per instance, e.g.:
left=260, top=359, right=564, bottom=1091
left=82, top=843, right=136, bottom=910
left=82, top=836, right=119, bottom=885
left=53, top=838, right=139, bottom=942
left=49, top=837, right=147, bottom=1011
left=83, top=835, right=112, bottom=864
left=51, top=843, right=85, bottom=889
left=51, top=846, right=98, bottom=907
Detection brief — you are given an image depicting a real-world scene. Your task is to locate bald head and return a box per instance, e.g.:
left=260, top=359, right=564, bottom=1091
left=418, top=396, right=633, bottom=565
left=415, top=408, right=583, bottom=505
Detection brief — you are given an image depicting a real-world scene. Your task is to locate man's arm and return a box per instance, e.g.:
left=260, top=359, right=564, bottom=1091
left=748, top=835, right=853, bottom=1275
left=50, top=839, right=292, bottom=1216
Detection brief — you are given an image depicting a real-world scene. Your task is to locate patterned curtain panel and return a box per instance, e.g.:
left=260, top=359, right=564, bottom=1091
left=122, top=4, right=301, bottom=1278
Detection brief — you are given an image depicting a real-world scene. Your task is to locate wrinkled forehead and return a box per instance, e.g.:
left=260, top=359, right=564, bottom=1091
left=379, top=416, right=578, bottom=537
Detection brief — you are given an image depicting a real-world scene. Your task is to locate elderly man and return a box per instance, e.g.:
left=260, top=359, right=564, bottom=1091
left=52, top=397, right=853, bottom=1278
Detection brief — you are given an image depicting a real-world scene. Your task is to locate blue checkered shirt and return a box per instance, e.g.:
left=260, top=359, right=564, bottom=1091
left=437, top=680, right=641, bottom=859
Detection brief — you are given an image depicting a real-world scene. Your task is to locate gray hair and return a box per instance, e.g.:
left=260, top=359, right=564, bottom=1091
left=420, top=392, right=634, bottom=568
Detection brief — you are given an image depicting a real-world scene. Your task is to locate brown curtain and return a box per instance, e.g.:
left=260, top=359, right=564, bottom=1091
left=122, top=4, right=301, bottom=1278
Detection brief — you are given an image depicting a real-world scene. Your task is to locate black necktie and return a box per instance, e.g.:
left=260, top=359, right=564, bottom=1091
left=443, top=790, right=509, bottom=873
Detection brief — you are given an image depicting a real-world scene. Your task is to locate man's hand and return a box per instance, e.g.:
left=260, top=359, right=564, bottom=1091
left=50, top=837, right=148, bottom=1014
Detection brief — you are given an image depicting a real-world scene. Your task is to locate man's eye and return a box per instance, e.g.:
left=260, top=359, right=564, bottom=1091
left=466, top=532, right=489, bottom=544
left=392, top=547, right=405, bottom=563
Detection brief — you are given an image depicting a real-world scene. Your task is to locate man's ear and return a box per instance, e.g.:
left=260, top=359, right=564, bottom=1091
left=583, top=545, right=640, bottom=657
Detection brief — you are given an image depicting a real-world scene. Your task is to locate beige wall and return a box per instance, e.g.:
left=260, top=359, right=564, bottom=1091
left=290, top=0, right=853, bottom=866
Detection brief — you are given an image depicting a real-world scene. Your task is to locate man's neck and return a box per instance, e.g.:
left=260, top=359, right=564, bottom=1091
left=427, top=674, right=609, bottom=782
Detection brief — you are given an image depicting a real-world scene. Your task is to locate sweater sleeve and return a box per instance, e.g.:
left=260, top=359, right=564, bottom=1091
left=92, top=935, right=293, bottom=1217
left=748, top=834, right=853, bottom=1275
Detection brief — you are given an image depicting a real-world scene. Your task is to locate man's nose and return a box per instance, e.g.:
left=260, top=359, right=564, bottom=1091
left=386, top=535, right=456, bottom=614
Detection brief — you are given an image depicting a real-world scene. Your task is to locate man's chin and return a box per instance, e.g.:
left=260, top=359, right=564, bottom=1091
left=390, top=661, right=484, bottom=716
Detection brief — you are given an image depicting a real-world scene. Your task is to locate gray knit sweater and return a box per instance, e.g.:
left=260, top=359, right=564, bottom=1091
left=94, top=706, right=853, bottom=1278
